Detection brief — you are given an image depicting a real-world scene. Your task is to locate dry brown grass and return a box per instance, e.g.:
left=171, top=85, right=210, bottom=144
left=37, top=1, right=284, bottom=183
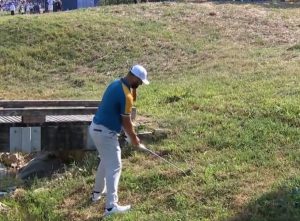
left=118, top=2, right=300, bottom=46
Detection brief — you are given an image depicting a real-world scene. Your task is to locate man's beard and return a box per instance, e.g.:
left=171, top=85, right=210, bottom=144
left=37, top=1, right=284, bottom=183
left=132, top=84, right=139, bottom=89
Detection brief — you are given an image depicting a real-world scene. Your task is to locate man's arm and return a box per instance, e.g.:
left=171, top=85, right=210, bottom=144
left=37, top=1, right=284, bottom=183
left=122, top=115, right=140, bottom=146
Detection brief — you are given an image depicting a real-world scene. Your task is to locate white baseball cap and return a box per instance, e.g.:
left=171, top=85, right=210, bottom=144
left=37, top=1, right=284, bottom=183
left=130, top=65, right=149, bottom=85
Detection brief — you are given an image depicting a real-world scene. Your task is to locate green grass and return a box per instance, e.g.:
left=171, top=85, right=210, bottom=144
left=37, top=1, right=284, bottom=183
left=0, top=2, right=300, bottom=221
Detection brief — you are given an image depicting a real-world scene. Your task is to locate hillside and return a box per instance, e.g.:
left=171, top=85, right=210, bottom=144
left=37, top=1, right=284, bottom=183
left=0, top=2, right=300, bottom=221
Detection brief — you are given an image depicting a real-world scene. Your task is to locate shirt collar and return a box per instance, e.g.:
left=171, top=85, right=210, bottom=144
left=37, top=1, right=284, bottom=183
left=120, top=78, right=131, bottom=89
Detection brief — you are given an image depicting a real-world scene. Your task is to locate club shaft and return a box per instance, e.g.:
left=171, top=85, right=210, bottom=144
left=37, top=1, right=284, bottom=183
left=145, top=148, right=186, bottom=174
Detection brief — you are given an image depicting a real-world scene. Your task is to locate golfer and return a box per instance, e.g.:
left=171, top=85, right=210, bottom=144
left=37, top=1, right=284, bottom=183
left=89, top=65, right=149, bottom=216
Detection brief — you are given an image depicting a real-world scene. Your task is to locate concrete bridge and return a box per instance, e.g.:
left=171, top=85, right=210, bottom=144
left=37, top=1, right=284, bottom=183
left=0, top=100, right=104, bottom=153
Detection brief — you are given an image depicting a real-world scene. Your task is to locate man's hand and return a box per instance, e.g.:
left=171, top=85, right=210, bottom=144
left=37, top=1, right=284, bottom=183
left=122, top=114, right=140, bottom=147
left=125, top=132, right=140, bottom=147
left=130, top=135, right=140, bottom=147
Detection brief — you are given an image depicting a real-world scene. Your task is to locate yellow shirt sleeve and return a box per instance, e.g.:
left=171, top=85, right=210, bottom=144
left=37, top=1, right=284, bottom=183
left=122, top=84, right=133, bottom=115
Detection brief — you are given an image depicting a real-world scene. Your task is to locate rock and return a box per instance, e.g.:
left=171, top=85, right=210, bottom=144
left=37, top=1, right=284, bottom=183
left=12, top=188, right=26, bottom=200
left=136, top=129, right=169, bottom=143
left=34, top=187, right=49, bottom=193
left=137, top=131, right=154, bottom=143
left=153, top=129, right=169, bottom=140
left=1, top=153, right=17, bottom=166
left=0, top=153, right=25, bottom=169
left=18, top=152, right=64, bottom=180
left=0, top=202, right=9, bottom=213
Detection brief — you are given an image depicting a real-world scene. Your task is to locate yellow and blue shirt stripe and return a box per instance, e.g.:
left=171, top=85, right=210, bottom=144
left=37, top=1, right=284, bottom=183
left=93, top=78, right=133, bottom=133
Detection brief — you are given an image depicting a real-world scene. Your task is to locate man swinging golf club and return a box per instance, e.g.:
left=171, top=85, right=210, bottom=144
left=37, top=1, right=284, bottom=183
left=89, top=64, right=149, bottom=216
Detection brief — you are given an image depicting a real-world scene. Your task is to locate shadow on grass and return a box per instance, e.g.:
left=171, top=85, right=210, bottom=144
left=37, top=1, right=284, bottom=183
left=228, top=178, right=300, bottom=221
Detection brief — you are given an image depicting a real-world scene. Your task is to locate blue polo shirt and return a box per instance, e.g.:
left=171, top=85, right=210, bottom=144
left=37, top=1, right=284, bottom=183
left=93, top=78, right=133, bottom=133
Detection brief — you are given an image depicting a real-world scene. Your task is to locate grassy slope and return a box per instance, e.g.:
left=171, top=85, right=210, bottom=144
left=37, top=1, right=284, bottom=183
left=0, top=2, right=300, bottom=221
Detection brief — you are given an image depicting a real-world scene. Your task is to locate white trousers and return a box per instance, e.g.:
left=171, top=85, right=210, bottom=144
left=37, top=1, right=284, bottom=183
left=89, top=122, right=121, bottom=208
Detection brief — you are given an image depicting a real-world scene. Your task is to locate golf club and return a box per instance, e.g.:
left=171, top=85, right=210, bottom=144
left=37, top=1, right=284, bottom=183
left=138, top=144, right=192, bottom=176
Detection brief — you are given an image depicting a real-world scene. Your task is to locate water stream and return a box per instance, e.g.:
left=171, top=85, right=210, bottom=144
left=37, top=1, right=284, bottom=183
left=0, top=163, right=8, bottom=197
left=0, top=162, right=7, bottom=178
left=0, top=163, right=18, bottom=197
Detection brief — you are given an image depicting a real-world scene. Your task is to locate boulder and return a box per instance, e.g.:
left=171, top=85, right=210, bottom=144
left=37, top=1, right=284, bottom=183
left=0, top=153, right=24, bottom=168
left=18, top=152, right=64, bottom=180
left=0, top=202, right=9, bottom=213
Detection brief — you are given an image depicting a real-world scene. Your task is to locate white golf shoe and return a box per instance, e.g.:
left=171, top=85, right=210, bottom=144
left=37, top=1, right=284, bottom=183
left=104, top=204, right=131, bottom=216
left=91, top=189, right=107, bottom=202
left=91, top=192, right=102, bottom=202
